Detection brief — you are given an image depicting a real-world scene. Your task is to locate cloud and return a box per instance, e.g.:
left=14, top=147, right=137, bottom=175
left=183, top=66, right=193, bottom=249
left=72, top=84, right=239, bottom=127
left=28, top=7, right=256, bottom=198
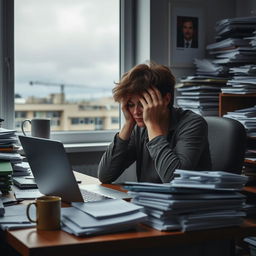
left=15, top=0, right=119, bottom=99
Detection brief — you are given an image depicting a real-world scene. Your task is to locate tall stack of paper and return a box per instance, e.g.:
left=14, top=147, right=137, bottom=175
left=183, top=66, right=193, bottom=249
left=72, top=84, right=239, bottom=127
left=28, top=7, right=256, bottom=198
left=205, top=16, right=256, bottom=95
left=124, top=170, right=248, bottom=232
left=176, top=76, right=225, bottom=116
left=61, top=199, right=147, bottom=236
left=0, top=128, right=31, bottom=178
left=207, top=16, right=256, bottom=64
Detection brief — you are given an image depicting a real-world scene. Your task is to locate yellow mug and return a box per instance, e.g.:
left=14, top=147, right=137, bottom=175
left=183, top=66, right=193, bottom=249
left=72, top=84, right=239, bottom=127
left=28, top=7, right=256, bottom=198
left=26, top=196, right=61, bottom=230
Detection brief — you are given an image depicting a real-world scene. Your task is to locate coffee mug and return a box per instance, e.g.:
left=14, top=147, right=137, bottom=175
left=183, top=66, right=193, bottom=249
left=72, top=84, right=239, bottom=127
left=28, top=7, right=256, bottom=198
left=21, top=118, right=51, bottom=139
left=26, top=196, right=61, bottom=230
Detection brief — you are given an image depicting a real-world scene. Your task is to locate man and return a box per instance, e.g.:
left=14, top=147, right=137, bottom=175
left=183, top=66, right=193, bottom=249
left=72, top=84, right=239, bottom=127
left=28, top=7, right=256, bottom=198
left=98, top=62, right=211, bottom=184
left=177, top=18, right=198, bottom=48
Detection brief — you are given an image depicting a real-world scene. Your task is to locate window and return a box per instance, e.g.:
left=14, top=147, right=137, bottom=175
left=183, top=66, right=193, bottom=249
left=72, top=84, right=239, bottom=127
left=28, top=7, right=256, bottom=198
left=0, top=0, right=135, bottom=144
left=14, top=0, right=120, bottom=132
left=111, top=117, right=119, bottom=124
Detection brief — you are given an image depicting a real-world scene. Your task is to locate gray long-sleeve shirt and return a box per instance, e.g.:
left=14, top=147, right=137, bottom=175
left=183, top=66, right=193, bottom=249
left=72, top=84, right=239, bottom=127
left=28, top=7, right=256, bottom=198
left=98, top=107, right=212, bottom=183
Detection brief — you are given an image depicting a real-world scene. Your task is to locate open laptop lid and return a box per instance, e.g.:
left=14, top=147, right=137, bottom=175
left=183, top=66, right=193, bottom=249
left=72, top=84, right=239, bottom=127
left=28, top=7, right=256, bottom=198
left=19, top=135, right=84, bottom=202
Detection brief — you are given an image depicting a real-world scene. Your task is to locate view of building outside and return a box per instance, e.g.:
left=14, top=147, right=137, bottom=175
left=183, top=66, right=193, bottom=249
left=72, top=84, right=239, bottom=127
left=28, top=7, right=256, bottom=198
left=14, top=0, right=119, bottom=131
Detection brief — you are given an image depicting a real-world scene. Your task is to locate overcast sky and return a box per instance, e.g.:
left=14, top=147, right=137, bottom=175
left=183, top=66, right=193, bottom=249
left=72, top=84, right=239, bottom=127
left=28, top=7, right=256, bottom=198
left=15, top=0, right=119, bottom=100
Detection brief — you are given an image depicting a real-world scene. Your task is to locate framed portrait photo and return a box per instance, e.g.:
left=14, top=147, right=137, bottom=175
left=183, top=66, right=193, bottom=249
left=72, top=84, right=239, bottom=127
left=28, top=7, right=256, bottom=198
left=169, top=3, right=205, bottom=67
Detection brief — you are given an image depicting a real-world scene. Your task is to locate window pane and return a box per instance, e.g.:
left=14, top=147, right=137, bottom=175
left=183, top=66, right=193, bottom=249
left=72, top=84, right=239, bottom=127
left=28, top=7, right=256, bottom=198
left=14, top=0, right=119, bottom=132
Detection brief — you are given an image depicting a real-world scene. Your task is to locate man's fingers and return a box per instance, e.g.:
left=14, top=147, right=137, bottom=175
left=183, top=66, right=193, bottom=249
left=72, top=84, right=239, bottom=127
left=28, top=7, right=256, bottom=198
left=142, top=91, right=153, bottom=105
left=139, top=97, right=147, bottom=108
left=152, top=87, right=162, bottom=101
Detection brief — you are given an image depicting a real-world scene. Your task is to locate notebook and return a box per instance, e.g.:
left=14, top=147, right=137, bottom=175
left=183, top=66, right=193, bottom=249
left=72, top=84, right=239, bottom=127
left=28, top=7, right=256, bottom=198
left=18, top=136, right=130, bottom=202
left=13, top=176, right=38, bottom=189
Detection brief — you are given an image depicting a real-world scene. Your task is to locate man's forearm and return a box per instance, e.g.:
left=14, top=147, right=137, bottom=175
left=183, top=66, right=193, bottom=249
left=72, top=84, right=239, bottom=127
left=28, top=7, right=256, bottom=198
left=118, top=122, right=135, bottom=141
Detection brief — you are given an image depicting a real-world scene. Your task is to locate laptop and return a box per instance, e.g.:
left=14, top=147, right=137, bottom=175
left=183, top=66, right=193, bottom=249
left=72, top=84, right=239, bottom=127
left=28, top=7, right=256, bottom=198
left=18, top=135, right=130, bottom=202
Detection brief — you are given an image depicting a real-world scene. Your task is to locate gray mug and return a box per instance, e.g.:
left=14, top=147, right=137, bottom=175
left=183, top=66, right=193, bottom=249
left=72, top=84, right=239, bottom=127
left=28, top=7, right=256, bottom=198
left=21, top=119, right=51, bottom=139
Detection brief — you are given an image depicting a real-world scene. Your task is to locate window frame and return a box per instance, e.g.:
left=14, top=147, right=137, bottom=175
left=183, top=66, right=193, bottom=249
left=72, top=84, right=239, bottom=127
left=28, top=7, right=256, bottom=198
left=0, top=0, right=135, bottom=144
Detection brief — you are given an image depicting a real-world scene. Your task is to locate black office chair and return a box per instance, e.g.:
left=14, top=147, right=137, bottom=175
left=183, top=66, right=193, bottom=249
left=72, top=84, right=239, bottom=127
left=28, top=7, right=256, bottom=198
left=204, top=116, right=246, bottom=174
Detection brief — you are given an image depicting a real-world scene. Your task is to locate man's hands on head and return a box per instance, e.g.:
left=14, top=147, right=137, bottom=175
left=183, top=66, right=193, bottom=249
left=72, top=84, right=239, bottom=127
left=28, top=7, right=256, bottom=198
left=139, top=87, right=171, bottom=141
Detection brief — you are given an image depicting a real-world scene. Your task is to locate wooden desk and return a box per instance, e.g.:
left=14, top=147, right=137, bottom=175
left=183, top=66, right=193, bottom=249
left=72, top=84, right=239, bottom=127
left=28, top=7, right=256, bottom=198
left=3, top=174, right=256, bottom=256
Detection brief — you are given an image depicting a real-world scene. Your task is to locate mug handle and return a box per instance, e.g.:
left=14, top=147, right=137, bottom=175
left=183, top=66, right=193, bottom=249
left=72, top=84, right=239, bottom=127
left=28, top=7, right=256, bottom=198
left=26, top=202, right=37, bottom=223
left=21, top=119, right=31, bottom=136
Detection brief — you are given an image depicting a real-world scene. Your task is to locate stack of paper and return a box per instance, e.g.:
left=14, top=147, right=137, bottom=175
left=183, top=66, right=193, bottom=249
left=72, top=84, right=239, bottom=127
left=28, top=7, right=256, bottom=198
left=206, top=16, right=256, bottom=65
left=222, top=76, right=256, bottom=94
left=124, top=170, right=248, bottom=232
left=229, top=65, right=256, bottom=75
left=193, top=58, right=229, bottom=77
left=0, top=128, right=31, bottom=180
left=215, top=16, right=256, bottom=40
left=202, top=16, right=256, bottom=95
left=223, top=106, right=256, bottom=137
left=0, top=128, right=19, bottom=154
left=12, top=162, right=31, bottom=177
left=0, top=204, right=35, bottom=230
left=171, top=169, right=248, bottom=190
left=228, top=65, right=256, bottom=94
left=176, top=76, right=225, bottom=116
left=61, top=199, right=147, bottom=236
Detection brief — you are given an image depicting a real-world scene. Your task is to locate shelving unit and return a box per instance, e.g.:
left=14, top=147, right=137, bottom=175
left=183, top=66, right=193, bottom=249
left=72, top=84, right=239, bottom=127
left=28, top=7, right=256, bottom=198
left=218, top=93, right=256, bottom=117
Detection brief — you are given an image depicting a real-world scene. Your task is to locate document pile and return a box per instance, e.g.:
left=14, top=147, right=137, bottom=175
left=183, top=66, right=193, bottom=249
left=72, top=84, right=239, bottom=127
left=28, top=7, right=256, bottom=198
left=0, top=204, right=35, bottom=230
left=205, top=16, right=256, bottom=95
left=0, top=127, right=31, bottom=178
left=227, top=64, right=256, bottom=94
left=12, top=161, right=31, bottom=177
left=193, top=58, right=229, bottom=77
left=61, top=199, right=147, bottom=236
left=207, top=16, right=256, bottom=65
left=223, top=106, right=256, bottom=138
left=124, top=170, right=248, bottom=232
left=176, top=76, right=224, bottom=116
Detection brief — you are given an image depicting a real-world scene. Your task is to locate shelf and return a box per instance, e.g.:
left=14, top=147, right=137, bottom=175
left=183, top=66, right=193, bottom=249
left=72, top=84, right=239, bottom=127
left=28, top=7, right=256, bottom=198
left=219, top=93, right=256, bottom=117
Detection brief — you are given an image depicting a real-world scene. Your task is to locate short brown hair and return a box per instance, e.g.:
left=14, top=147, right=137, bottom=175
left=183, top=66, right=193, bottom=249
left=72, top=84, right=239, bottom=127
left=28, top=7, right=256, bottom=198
left=113, top=62, right=176, bottom=106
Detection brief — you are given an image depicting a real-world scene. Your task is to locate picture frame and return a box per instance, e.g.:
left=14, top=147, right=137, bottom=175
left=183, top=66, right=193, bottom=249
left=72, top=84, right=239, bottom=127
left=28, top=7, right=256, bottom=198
left=169, top=3, right=205, bottom=68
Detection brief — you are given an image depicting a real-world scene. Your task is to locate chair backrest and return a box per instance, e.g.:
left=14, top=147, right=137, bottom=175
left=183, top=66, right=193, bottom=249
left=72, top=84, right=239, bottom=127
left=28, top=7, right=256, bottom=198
left=204, top=116, right=246, bottom=174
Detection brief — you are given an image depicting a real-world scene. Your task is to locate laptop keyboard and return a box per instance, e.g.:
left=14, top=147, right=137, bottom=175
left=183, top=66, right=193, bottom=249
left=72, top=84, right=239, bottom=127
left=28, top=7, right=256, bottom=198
left=81, top=189, right=111, bottom=202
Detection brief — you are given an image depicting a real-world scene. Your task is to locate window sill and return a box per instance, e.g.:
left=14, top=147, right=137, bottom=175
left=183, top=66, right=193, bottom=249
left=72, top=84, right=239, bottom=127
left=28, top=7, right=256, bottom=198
left=64, top=142, right=110, bottom=153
